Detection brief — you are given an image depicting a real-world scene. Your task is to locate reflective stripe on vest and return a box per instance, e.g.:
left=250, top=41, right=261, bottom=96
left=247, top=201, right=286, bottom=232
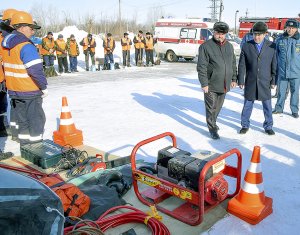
left=69, top=40, right=78, bottom=56
left=41, top=37, right=55, bottom=55
left=145, top=37, right=154, bottom=50
left=134, top=36, right=145, bottom=49
left=121, top=38, right=131, bottom=51
left=2, top=42, right=40, bottom=92
left=55, top=39, right=66, bottom=55
left=83, top=37, right=95, bottom=53
left=104, top=37, right=114, bottom=54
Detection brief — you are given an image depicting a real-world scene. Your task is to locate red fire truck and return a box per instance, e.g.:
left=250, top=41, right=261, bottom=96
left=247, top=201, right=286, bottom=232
left=238, top=17, right=300, bottom=38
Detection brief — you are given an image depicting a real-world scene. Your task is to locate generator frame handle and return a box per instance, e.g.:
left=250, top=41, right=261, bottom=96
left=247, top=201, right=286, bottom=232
left=130, top=132, right=177, bottom=170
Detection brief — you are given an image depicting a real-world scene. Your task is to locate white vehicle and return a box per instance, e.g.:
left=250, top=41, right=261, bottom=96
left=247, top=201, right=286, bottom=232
left=154, top=18, right=240, bottom=62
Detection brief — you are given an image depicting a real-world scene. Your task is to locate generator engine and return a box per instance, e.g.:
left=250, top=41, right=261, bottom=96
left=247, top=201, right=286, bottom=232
left=157, top=146, right=228, bottom=205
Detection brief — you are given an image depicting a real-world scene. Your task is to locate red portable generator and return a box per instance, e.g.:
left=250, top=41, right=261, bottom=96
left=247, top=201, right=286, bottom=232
left=130, top=132, right=242, bottom=225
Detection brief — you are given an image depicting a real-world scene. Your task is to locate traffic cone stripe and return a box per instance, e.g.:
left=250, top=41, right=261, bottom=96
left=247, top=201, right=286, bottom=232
left=245, top=171, right=263, bottom=184
left=248, top=162, right=261, bottom=173
left=60, top=118, right=74, bottom=125
left=242, top=181, right=264, bottom=194
left=61, top=106, right=70, bottom=112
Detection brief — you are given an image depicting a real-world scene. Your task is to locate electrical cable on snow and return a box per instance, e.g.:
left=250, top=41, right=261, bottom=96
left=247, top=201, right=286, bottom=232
left=64, top=205, right=171, bottom=235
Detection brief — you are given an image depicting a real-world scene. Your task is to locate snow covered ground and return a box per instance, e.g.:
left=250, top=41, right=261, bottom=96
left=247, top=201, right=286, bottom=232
left=1, top=27, right=300, bottom=235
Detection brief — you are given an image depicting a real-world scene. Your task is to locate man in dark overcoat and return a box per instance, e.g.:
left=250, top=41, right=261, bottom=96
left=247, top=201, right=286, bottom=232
left=238, top=22, right=277, bottom=135
left=197, top=22, right=237, bottom=139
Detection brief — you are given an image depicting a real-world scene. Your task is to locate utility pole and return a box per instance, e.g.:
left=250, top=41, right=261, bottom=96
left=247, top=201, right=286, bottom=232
left=235, top=10, right=239, bottom=36
left=219, top=0, right=224, bottom=21
left=119, top=0, right=122, bottom=37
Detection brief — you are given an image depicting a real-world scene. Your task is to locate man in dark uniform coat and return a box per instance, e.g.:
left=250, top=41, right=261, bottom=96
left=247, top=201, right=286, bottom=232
left=238, top=22, right=277, bottom=135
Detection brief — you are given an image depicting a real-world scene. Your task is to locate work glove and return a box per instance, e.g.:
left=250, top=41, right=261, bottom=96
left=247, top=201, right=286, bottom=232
left=41, top=89, right=48, bottom=98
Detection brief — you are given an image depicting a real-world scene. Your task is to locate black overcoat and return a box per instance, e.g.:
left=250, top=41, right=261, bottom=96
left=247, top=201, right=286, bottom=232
left=238, top=39, right=277, bottom=101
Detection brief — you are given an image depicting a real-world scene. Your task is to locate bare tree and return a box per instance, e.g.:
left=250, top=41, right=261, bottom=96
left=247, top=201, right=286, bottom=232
left=146, top=5, right=165, bottom=28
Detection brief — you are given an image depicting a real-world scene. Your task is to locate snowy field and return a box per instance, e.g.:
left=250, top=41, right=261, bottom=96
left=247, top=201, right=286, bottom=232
left=1, top=61, right=299, bottom=235
left=1, top=26, right=299, bottom=235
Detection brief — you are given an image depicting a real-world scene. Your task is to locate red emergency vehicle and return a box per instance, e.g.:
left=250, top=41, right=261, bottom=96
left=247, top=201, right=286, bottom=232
left=238, top=17, right=300, bottom=38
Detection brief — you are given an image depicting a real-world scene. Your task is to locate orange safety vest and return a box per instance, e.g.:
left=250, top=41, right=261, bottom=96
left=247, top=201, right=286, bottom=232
left=121, top=37, right=131, bottom=51
left=55, top=39, right=66, bottom=56
left=82, top=37, right=95, bottom=53
left=134, top=36, right=145, bottom=49
left=0, top=35, right=5, bottom=83
left=145, top=37, right=154, bottom=50
left=41, top=37, right=55, bottom=55
left=1, top=42, right=40, bottom=92
left=68, top=40, right=78, bottom=56
left=104, top=37, right=114, bottom=54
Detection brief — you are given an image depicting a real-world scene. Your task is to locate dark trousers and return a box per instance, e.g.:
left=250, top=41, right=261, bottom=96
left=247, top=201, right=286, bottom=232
left=104, top=53, right=114, bottom=64
left=241, top=99, right=273, bottom=130
left=204, top=91, right=225, bottom=131
left=0, top=91, right=8, bottom=131
left=84, top=51, right=95, bottom=70
left=122, top=50, right=130, bottom=66
left=145, top=50, right=154, bottom=65
left=12, top=97, right=46, bottom=146
left=135, top=48, right=143, bottom=65
left=69, top=56, right=78, bottom=72
left=57, top=56, right=69, bottom=73
left=43, top=55, right=55, bottom=66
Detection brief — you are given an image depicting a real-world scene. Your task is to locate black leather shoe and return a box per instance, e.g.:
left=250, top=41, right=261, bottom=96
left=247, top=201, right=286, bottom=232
left=272, top=110, right=283, bottom=114
left=265, top=129, right=275, bottom=135
left=210, top=131, right=220, bottom=140
left=239, top=128, right=249, bottom=134
left=292, top=113, right=299, bottom=118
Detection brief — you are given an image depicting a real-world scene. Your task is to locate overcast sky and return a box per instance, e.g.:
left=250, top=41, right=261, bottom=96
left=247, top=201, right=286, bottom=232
left=1, top=0, right=300, bottom=27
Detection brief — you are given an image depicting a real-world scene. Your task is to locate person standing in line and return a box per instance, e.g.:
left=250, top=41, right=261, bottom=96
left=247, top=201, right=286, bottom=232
left=238, top=22, right=277, bottom=135
left=121, top=32, right=132, bottom=67
left=197, top=22, right=237, bottom=140
left=1, top=11, right=48, bottom=146
left=133, top=30, right=145, bottom=66
left=145, top=32, right=155, bottom=66
left=273, top=19, right=300, bottom=118
left=103, top=33, right=115, bottom=70
left=41, top=31, right=56, bottom=76
left=80, top=33, right=96, bottom=71
left=55, top=34, right=70, bottom=74
left=66, top=34, right=79, bottom=72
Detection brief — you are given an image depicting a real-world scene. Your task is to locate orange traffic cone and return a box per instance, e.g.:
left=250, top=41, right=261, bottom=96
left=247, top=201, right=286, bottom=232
left=227, top=146, right=273, bottom=225
left=53, top=96, right=83, bottom=147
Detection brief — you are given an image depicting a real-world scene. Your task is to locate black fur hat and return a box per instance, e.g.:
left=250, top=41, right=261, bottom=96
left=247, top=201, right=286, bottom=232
left=252, top=22, right=268, bottom=34
left=213, top=22, right=229, bottom=33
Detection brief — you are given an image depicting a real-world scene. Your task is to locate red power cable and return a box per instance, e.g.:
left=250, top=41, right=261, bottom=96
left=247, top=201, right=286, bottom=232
left=64, top=205, right=171, bottom=235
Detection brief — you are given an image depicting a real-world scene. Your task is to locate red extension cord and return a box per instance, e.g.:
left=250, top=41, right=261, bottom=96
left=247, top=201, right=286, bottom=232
left=64, top=205, right=171, bottom=235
